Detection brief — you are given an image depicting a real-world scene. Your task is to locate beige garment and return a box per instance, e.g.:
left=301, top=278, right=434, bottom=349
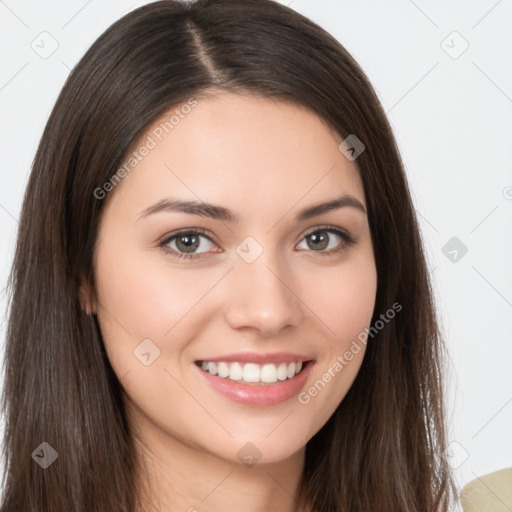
left=460, top=467, right=512, bottom=512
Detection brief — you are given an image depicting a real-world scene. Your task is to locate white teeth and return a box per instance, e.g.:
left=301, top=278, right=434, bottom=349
left=260, top=364, right=277, bottom=383
left=243, top=363, right=260, bottom=383
left=217, top=362, right=230, bottom=378
left=277, top=362, right=288, bottom=380
left=229, top=362, right=243, bottom=381
left=199, top=360, right=305, bottom=383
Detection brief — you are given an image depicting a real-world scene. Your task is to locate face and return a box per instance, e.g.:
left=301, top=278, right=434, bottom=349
left=85, top=91, right=377, bottom=467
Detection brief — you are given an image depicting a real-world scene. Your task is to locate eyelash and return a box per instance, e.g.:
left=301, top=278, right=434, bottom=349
left=157, top=225, right=356, bottom=261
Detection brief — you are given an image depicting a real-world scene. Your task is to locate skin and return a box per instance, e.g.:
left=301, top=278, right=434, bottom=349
left=81, top=91, right=377, bottom=512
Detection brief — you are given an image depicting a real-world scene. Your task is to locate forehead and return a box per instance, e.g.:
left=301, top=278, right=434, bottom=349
left=104, top=92, right=365, bottom=221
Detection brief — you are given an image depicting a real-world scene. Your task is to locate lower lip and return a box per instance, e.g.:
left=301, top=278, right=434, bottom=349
left=194, top=361, right=315, bottom=406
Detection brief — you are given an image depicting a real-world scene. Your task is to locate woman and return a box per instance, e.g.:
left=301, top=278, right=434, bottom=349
left=0, top=0, right=458, bottom=510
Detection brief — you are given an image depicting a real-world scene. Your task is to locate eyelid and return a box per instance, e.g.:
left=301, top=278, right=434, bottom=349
left=300, top=224, right=353, bottom=241
left=158, top=227, right=218, bottom=246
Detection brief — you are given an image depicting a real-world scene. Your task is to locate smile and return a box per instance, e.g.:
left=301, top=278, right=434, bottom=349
left=196, top=360, right=304, bottom=384
left=194, top=359, right=315, bottom=406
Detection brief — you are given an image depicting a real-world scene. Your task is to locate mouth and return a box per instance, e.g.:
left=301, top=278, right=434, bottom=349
left=194, top=359, right=313, bottom=386
left=193, top=358, right=316, bottom=406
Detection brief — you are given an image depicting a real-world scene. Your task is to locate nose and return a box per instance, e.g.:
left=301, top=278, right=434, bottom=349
left=223, top=252, right=304, bottom=336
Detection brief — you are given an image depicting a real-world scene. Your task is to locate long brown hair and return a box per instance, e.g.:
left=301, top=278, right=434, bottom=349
left=0, top=0, right=457, bottom=510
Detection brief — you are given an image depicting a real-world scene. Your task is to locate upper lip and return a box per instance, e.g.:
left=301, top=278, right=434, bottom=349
left=196, top=352, right=314, bottom=365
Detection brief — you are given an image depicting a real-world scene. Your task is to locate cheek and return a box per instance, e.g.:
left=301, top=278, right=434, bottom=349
left=295, top=253, right=377, bottom=418
left=92, top=246, right=220, bottom=433
left=300, top=253, right=377, bottom=343
left=92, top=242, right=228, bottom=369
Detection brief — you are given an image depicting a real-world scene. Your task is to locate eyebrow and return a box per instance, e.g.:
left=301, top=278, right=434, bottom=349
left=137, top=194, right=366, bottom=223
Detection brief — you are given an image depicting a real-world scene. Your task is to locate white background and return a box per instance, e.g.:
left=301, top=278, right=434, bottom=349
left=1, top=0, right=511, bottom=508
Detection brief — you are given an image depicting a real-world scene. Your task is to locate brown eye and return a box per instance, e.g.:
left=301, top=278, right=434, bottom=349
left=174, top=233, right=201, bottom=253
left=159, top=229, right=219, bottom=260
left=297, top=227, right=355, bottom=255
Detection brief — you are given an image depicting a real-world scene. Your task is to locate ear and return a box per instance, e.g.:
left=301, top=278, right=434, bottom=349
left=79, top=277, right=97, bottom=316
